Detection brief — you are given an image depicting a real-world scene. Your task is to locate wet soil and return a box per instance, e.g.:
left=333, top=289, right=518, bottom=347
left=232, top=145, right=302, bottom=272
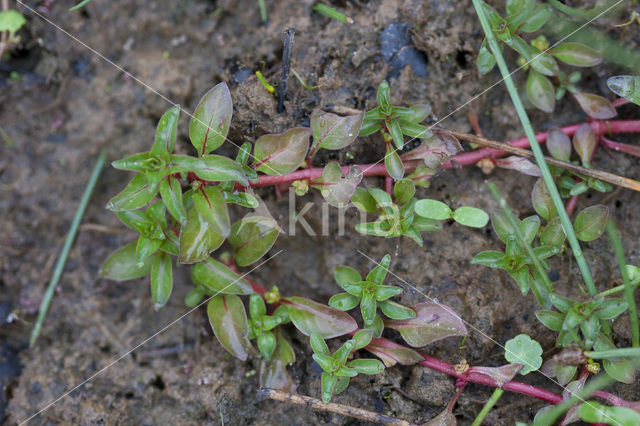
left=1, top=0, right=639, bottom=424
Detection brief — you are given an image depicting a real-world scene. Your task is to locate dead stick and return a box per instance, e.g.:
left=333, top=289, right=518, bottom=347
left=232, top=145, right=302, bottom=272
left=449, top=130, right=640, bottom=193
left=258, top=388, right=418, bottom=426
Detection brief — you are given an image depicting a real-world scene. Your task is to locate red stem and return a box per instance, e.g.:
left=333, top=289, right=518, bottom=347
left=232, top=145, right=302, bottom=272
left=242, top=120, right=640, bottom=189
left=565, top=195, right=579, bottom=217
left=600, top=136, right=640, bottom=159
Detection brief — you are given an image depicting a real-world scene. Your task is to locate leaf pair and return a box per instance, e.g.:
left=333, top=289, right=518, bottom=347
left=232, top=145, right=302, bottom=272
left=414, top=199, right=489, bottom=228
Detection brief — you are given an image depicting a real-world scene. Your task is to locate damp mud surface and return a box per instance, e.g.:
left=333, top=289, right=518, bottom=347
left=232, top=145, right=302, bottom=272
left=1, top=0, right=639, bottom=424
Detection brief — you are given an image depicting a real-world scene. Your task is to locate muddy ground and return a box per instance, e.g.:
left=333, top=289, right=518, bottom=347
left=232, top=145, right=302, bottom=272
left=1, top=0, right=639, bottom=424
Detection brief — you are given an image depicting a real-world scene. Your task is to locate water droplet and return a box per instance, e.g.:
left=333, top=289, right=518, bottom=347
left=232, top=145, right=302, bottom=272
left=348, top=133, right=353, bottom=137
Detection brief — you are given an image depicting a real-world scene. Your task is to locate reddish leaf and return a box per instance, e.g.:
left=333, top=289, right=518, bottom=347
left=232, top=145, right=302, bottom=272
left=364, top=337, right=423, bottom=367
left=311, top=109, right=364, bottom=150
left=314, top=162, right=363, bottom=207
left=526, top=69, right=555, bottom=113
left=385, top=302, right=467, bottom=347
left=207, top=294, right=252, bottom=361
left=469, top=364, right=523, bottom=387
left=178, top=207, right=224, bottom=264
left=254, top=127, right=311, bottom=175
left=402, top=132, right=462, bottom=169
left=549, top=42, right=602, bottom=67
left=192, top=186, right=230, bottom=237
left=572, top=92, right=617, bottom=119
left=573, top=205, right=608, bottom=242
left=423, top=409, right=456, bottom=426
left=495, top=156, right=541, bottom=177
left=189, top=82, right=233, bottom=156
left=285, top=296, right=358, bottom=339
left=572, top=123, right=595, bottom=166
left=191, top=258, right=254, bottom=295
left=531, top=179, right=557, bottom=222
left=228, top=216, right=280, bottom=266
left=99, top=241, right=153, bottom=281
left=546, top=127, right=571, bottom=162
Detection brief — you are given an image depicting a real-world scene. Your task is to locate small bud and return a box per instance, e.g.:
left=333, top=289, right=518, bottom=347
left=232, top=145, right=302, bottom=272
left=531, top=35, right=549, bottom=51
left=586, top=359, right=601, bottom=374
left=454, top=359, right=470, bottom=374
left=265, top=285, right=281, bottom=304
left=516, top=56, right=529, bottom=70
left=292, top=179, right=309, bottom=196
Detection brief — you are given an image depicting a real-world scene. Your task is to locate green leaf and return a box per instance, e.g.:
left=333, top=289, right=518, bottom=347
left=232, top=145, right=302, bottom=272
left=573, top=205, right=608, bottom=242
left=374, top=285, right=402, bottom=301
left=352, top=329, right=374, bottom=350
left=285, top=296, right=358, bottom=338
left=377, top=80, right=391, bottom=113
left=384, top=144, right=405, bottom=180
left=158, top=176, right=187, bottom=225
left=452, top=206, right=489, bottom=228
left=519, top=4, right=552, bottom=32
left=185, top=286, right=205, bottom=307
left=351, top=187, right=378, bottom=212
left=540, top=216, right=566, bottom=247
left=397, top=119, right=432, bottom=139
left=254, top=128, right=311, bottom=175
left=111, top=152, right=156, bottom=173
left=320, top=372, right=338, bottom=403
left=529, top=51, right=560, bottom=77
left=358, top=117, right=382, bottom=137
left=526, top=69, right=555, bottom=113
left=412, top=215, right=442, bottom=232
left=310, top=334, right=331, bottom=356
left=193, top=186, right=230, bottom=237
left=366, top=254, right=390, bottom=284
left=535, top=310, right=564, bottom=331
left=596, top=298, right=628, bottom=320
left=207, top=294, right=252, bottom=361
left=136, top=235, right=163, bottom=266
left=385, top=302, right=467, bottom=347
left=228, top=216, right=280, bottom=266
left=257, top=331, right=277, bottom=360
left=189, top=82, right=233, bottom=156
left=334, top=265, right=362, bottom=289
left=520, top=215, right=541, bottom=246
left=572, top=123, right=596, bottom=166
left=415, top=199, right=452, bottom=220
left=364, top=337, right=423, bottom=367
left=224, top=191, right=259, bottom=209
left=107, top=174, right=159, bottom=212
left=310, top=109, right=364, bottom=150
left=169, top=155, right=249, bottom=185
left=549, top=42, right=602, bottom=67
left=191, top=258, right=254, bottom=295
left=334, top=340, right=356, bottom=365
left=360, top=291, right=377, bottom=326
left=476, top=39, right=496, bottom=74
left=99, top=241, right=153, bottom=280
left=151, top=252, right=173, bottom=310
left=315, top=162, right=363, bottom=207
left=328, top=293, right=360, bottom=311
left=348, top=358, right=385, bottom=375
left=405, top=104, right=432, bottom=123
left=550, top=293, right=575, bottom=314
left=178, top=207, right=224, bottom=264
left=0, top=10, right=26, bottom=37
left=531, top=179, right=557, bottom=222
left=151, top=105, right=180, bottom=159
left=249, top=293, right=266, bottom=318
left=393, top=179, right=415, bottom=205
left=504, top=334, right=543, bottom=375
left=579, top=401, right=640, bottom=426
left=546, top=127, right=572, bottom=162
left=607, top=75, right=640, bottom=106
left=378, top=300, right=416, bottom=320
left=572, top=92, right=617, bottom=119
left=471, top=250, right=506, bottom=268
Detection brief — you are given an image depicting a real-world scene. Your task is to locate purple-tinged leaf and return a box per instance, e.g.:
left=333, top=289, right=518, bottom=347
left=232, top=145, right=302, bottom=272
left=192, top=186, right=230, bottom=238
left=228, top=216, right=280, bottom=266
left=531, top=179, right=557, bottom=222
left=385, top=302, right=467, bottom=347
left=385, top=144, right=404, bottom=180
left=572, top=92, right=617, bottom=119
left=549, top=42, right=602, bottom=67
left=572, top=123, right=596, bottom=166
left=207, top=294, right=252, bottom=361
left=364, top=337, right=423, bottom=367
left=178, top=207, right=224, bottom=264
left=526, top=69, right=555, bottom=113
left=541, top=359, right=577, bottom=386
left=314, top=162, right=363, bottom=207
left=469, top=364, right=523, bottom=387
left=151, top=105, right=180, bottom=159
left=99, top=241, right=153, bottom=281
left=259, top=334, right=297, bottom=393
left=151, top=252, right=173, bottom=310
left=285, top=296, right=357, bottom=339
left=254, top=127, right=311, bottom=175
left=310, top=109, right=364, bottom=151
left=191, top=258, right=254, bottom=295
left=402, top=132, right=462, bottom=169
left=495, top=156, right=541, bottom=177
left=546, top=127, right=572, bottom=162
left=107, top=174, right=159, bottom=212
left=573, top=205, right=608, bottom=242
left=189, top=82, right=232, bottom=156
